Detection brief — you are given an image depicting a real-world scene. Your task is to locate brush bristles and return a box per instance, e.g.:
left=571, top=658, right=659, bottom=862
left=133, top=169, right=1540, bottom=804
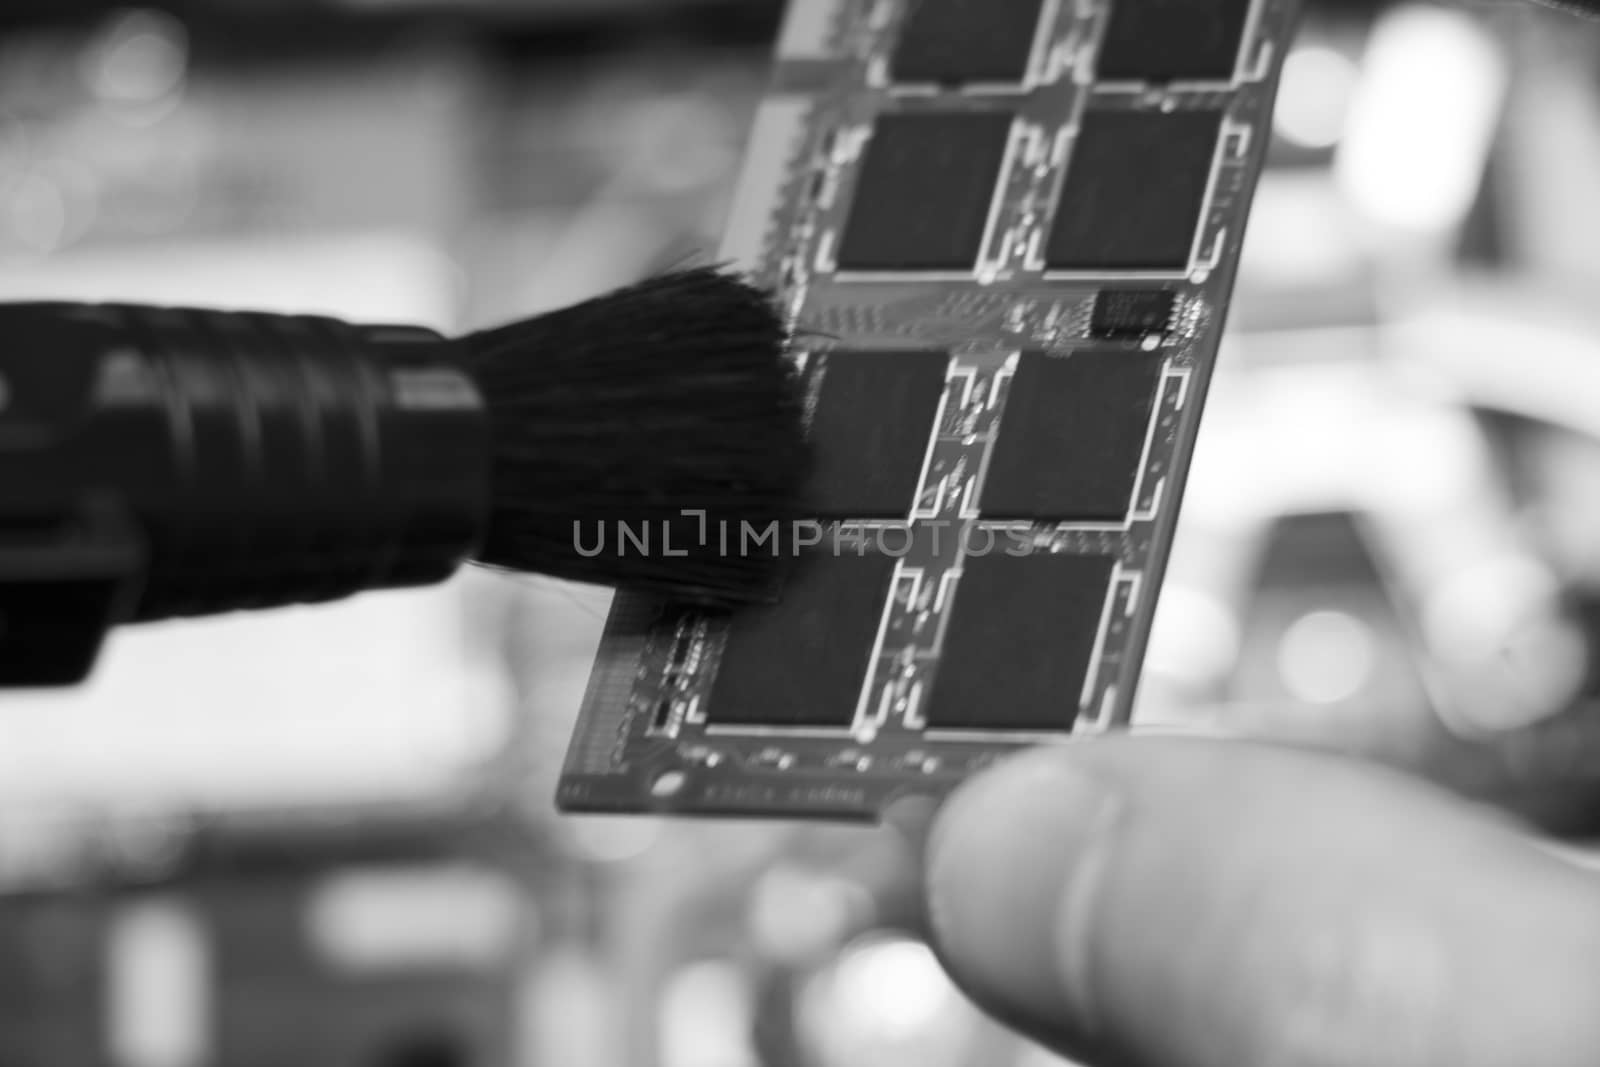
left=461, top=267, right=811, bottom=603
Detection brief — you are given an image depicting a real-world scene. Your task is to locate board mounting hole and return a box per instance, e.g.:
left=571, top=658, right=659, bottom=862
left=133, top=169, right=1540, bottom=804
left=650, top=771, right=688, bottom=799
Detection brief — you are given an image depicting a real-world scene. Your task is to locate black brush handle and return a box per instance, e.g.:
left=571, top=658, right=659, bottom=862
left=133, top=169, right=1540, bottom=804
left=0, top=302, right=490, bottom=636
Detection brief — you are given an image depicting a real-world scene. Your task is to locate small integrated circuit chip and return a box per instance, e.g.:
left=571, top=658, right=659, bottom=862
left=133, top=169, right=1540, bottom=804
left=1097, top=0, right=1254, bottom=83
left=703, top=551, right=897, bottom=729
left=1045, top=109, right=1223, bottom=273
left=981, top=350, right=1163, bottom=521
left=1091, top=289, right=1177, bottom=339
left=836, top=111, right=1014, bottom=273
left=923, top=552, right=1116, bottom=732
left=889, top=0, right=1048, bottom=86
left=806, top=350, right=948, bottom=520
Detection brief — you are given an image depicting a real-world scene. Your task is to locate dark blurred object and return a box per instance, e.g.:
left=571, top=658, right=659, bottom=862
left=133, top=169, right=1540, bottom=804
left=0, top=0, right=784, bottom=36
left=0, top=805, right=544, bottom=1067
left=0, top=306, right=484, bottom=687
left=373, top=1031, right=469, bottom=1067
left=1230, top=512, right=1432, bottom=715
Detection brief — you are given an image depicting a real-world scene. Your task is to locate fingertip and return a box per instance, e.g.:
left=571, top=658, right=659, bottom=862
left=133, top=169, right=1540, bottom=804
left=924, top=738, right=1600, bottom=1067
left=924, top=749, right=1124, bottom=1047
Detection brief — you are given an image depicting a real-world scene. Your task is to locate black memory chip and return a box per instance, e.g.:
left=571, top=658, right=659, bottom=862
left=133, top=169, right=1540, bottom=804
left=806, top=350, right=947, bottom=520
left=1091, top=289, right=1177, bottom=339
left=1097, top=0, right=1253, bottom=83
left=706, top=552, right=897, bottom=729
left=981, top=351, right=1162, bottom=521
left=923, top=552, right=1116, bottom=732
left=836, top=111, right=1014, bottom=273
left=890, top=0, right=1047, bottom=85
left=1045, top=109, right=1223, bottom=273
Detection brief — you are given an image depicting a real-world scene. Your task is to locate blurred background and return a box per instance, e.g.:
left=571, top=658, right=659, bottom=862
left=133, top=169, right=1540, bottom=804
left=2, top=0, right=1600, bottom=1064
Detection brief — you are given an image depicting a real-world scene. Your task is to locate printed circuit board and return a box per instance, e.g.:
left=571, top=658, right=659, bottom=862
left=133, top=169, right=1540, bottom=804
left=559, top=0, right=1299, bottom=820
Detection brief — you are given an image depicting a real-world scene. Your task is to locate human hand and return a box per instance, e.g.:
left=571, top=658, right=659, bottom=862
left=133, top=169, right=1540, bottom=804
left=923, top=737, right=1600, bottom=1067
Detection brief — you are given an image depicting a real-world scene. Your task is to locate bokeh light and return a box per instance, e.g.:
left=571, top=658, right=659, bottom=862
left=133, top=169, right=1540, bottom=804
left=306, top=866, right=525, bottom=973
left=798, top=935, right=980, bottom=1067
left=1336, top=4, right=1506, bottom=232
left=1275, top=45, right=1359, bottom=149
left=106, top=897, right=210, bottom=1067
left=746, top=864, right=872, bottom=964
left=659, top=959, right=758, bottom=1067
left=1277, top=609, right=1377, bottom=705
left=565, top=815, right=665, bottom=863
left=83, top=10, right=189, bottom=105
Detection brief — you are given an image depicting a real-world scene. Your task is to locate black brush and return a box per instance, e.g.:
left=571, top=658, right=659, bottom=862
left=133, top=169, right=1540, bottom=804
left=0, top=267, right=810, bottom=687
left=466, top=268, right=808, bottom=599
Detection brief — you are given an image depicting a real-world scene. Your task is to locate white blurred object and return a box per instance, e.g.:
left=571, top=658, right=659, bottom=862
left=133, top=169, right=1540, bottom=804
left=106, top=897, right=211, bottom=1067
left=1275, top=45, right=1359, bottom=150
left=1155, top=326, right=1587, bottom=733
left=0, top=581, right=510, bottom=808
left=4, top=170, right=72, bottom=253
left=658, top=959, right=759, bottom=1067
left=1395, top=295, right=1600, bottom=447
left=81, top=9, right=189, bottom=105
left=0, top=229, right=459, bottom=326
left=1277, top=609, right=1378, bottom=706
left=1336, top=5, right=1507, bottom=234
left=837, top=940, right=957, bottom=1039
left=798, top=935, right=980, bottom=1067
left=516, top=949, right=625, bottom=1067
left=745, top=864, right=872, bottom=965
left=566, top=815, right=665, bottom=863
left=1239, top=172, right=1367, bottom=287
left=307, top=865, right=524, bottom=973
left=1143, top=584, right=1242, bottom=688
left=1545, top=843, right=1600, bottom=872
left=1012, top=1046, right=1090, bottom=1067
left=617, top=97, right=739, bottom=196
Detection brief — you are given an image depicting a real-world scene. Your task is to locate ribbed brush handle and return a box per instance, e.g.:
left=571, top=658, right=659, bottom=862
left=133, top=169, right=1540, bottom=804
left=0, top=302, right=490, bottom=624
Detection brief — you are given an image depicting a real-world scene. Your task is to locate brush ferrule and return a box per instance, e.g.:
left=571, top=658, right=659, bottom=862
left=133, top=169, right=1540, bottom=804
left=0, top=303, right=490, bottom=623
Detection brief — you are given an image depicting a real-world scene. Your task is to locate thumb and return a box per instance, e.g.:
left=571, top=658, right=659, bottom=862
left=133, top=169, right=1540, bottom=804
left=924, top=739, right=1600, bottom=1067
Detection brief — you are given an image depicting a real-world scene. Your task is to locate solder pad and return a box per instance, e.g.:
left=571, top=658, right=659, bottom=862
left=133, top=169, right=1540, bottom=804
left=558, top=0, right=1299, bottom=821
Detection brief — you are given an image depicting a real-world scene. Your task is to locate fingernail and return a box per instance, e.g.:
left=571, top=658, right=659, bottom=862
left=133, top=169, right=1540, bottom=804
left=926, top=752, right=1122, bottom=1040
